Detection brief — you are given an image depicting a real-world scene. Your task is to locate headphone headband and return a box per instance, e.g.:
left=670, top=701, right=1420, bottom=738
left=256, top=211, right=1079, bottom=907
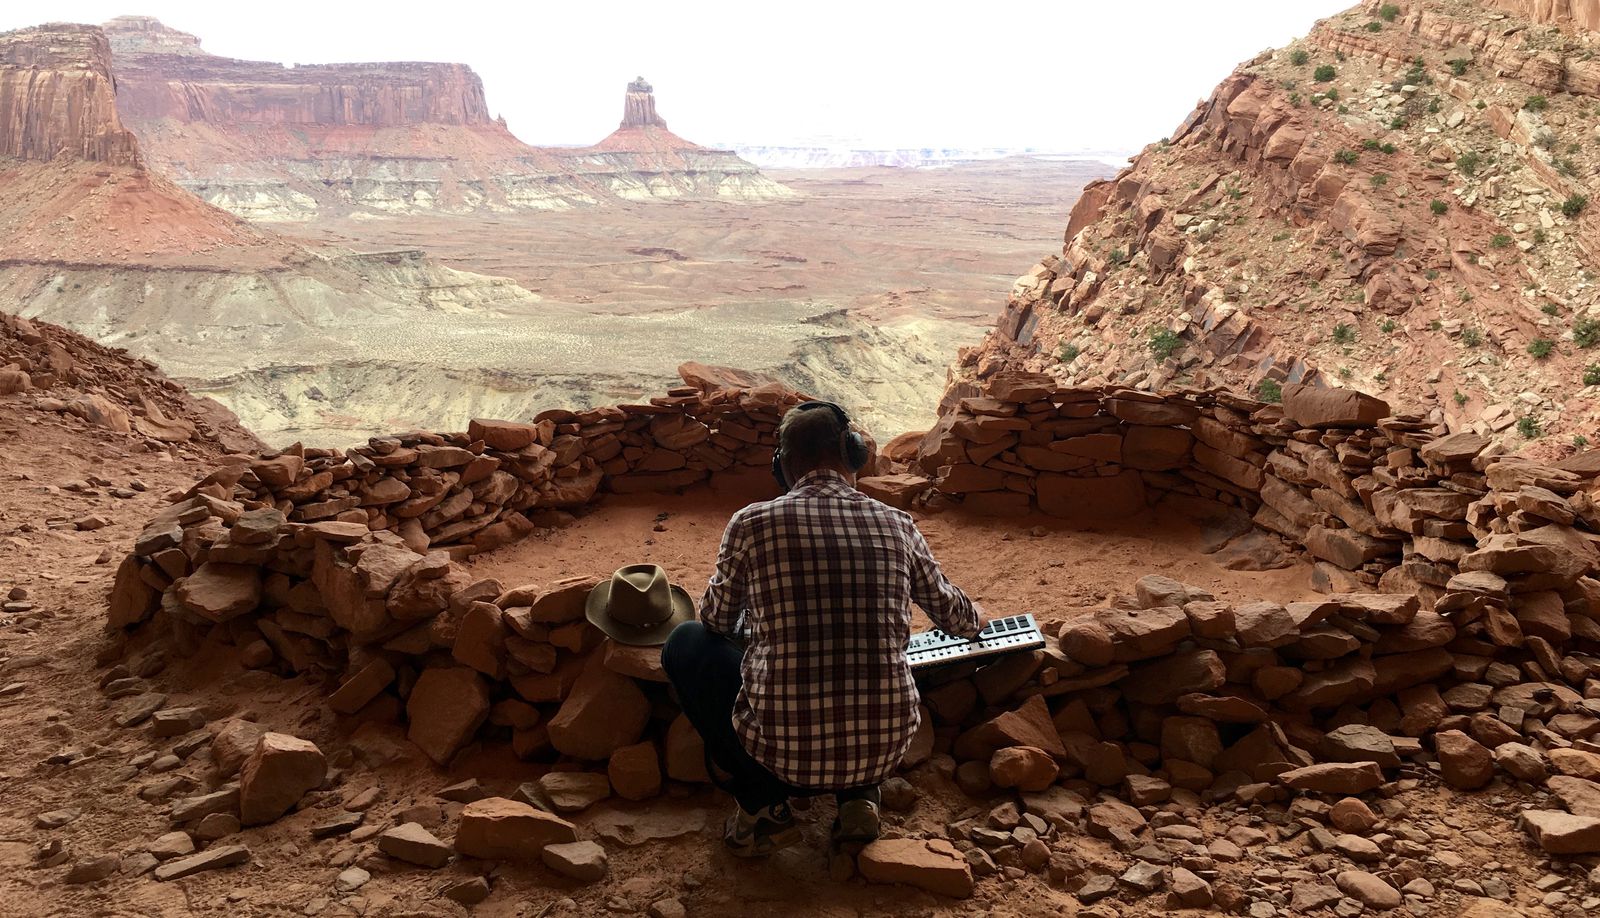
left=771, top=400, right=869, bottom=491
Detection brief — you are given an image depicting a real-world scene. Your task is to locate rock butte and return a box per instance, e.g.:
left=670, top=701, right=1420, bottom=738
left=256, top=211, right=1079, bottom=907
left=4, top=1, right=1600, bottom=916
left=103, top=16, right=791, bottom=221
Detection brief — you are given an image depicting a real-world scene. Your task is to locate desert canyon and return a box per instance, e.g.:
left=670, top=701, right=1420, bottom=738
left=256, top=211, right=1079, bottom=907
left=3, top=1, right=1600, bottom=917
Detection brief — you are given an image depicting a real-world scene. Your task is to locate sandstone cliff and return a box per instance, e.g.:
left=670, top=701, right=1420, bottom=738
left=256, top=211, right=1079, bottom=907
left=955, top=0, right=1600, bottom=453
left=102, top=18, right=790, bottom=219
left=0, top=24, right=138, bottom=165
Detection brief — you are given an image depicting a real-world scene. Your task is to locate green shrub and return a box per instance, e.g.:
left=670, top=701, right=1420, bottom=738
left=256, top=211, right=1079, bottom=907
left=1425, top=269, right=1439, bottom=281
left=1586, top=363, right=1600, bottom=386
left=1430, top=199, right=1449, bottom=215
left=1324, top=88, right=1341, bottom=102
left=1332, top=323, right=1357, bottom=344
left=1450, top=59, right=1469, bottom=76
left=1525, top=95, right=1549, bottom=112
left=1148, top=329, right=1182, bottom=360
left=1556, top=157, right=1578, bottom=177
left=1462, top=328, right=1483, bottom=347
left=1258, top=379, right=1283, bottom=403
left=1456, top=151, right=1482, bottom=176
left=1528, top=338, right=1555, bottom=358
left=1370, top=173, right=1389, bottom=189
left=1491, top=234, right=1512, bottom=248
left=1379, top=3, right=1400, bottom=21
left=1059, top=342, right=1080, bottom=362
left=1366, top=21, right=1383, bottom=32
left=1576, top=435, right=1590, bottom=448
left=1361, top=139, right=1381, bottom=151
left=1389, top=115, right=1408, bottom=129
left=1428, top=98, right=1442, bottom=114
left=1291, top=48, right=1310, bottom=66
left=1518, top=416, right=1542, bottom=439
left=1315, top=65, right=1337, bottom=82
left=1335, top=149, right=1359, bottom=165
left=1534, top=228, right=1548, bottom=245
left=1381, top=319, right=1397, bottom=334
left=1430, top=319, right=1444, bottom=331
left=1575, top=317, right=1600, bottom=348
left=1562, top=193, right=1589, bottom=217
left=1542, top=303, right=1560, bottom=316
left=1453, top=390, right=1469, bottom=406
left=1535, top=132, right=1558, bottom=151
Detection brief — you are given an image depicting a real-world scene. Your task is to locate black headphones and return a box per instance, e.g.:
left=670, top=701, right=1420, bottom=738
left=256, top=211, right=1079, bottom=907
left=771, top=401, right=870, bottom=491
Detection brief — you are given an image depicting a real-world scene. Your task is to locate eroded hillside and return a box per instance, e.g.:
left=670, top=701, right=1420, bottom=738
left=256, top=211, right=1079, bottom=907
left=955, top=0, right=1600, bottom=454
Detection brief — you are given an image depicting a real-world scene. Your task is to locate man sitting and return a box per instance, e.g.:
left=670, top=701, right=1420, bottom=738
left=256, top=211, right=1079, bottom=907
left=661, top=401, right=981, bottom=856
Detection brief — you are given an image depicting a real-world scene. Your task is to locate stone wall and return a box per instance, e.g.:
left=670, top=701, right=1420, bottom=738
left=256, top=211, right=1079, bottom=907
left=102, top=367, right=1600, bottom=887
left=898, top=370, right=1600, bottom=602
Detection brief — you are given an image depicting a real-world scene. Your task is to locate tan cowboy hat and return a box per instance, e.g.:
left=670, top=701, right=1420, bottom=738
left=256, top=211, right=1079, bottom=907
left=585, top=564, right=696, bottom=646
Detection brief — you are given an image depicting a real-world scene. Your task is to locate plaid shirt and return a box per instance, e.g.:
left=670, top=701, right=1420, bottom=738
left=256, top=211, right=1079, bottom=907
left=700, top=469, right=979, bottom=789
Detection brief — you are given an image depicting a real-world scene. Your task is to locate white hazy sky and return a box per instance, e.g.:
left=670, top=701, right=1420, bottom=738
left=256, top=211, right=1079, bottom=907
left=13, top=0, right=1353, bottom=151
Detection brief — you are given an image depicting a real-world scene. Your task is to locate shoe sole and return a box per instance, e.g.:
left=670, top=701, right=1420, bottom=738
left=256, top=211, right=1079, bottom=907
left=725, top=823, right=804, bottom=858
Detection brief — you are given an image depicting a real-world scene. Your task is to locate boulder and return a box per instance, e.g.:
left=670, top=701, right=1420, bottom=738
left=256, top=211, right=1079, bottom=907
left=608, top=742, right=663, bottom=801
left=547, top=656, right=651, bottom=760
left=1335, top=870, right=1402, bottom=910
left=541, top=840, right=608, bottom=882
left=379, top=823, right=451, bottom=868
left=406, top=667, right=490, bottom=765
left=1279, top=762, right=1384, bottom=795
left=1521, top=810, right=1600, bottom=854
left=238, top=733, right=326, bottom=826
left=1281, top=385, right=1388, bottom=428
left=858, top=838, right=974, bottom=898
left=173, top=564, right=262, bottom=622
left=537, top=772, right=611, bottom=813
left=988, top=746, right=1059, bottom=791
left=1434, top=730, right=1493, bottom=789
left=455, top=797, right=578, bottom=861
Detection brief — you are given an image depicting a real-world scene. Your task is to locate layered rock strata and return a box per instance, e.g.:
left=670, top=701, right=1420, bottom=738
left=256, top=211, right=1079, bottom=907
left=103, top=18, right=790, bottom=219
left=0, top=24, right=139, bottom=165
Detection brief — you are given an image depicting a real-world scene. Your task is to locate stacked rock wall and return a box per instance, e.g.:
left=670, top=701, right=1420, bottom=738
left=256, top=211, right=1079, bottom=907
left=907, top=371, right=1600, bottom=602
left=103, top=366, right=1600, bottom=877
left=104, top=371, right=805, bottom=800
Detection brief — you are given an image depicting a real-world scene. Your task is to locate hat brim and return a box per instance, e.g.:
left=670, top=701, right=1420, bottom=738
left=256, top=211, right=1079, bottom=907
left=585, top=579, right=697, bottom=647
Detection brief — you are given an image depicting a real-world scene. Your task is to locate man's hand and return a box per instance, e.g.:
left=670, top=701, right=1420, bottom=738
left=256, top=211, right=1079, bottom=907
left=971, top=602, right=990, bottom=634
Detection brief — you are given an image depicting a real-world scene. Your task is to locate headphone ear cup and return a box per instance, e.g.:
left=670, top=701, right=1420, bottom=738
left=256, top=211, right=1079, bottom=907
left=842, top=432, right=869, bottom=472
left=771, top=447, right=788, bottom=491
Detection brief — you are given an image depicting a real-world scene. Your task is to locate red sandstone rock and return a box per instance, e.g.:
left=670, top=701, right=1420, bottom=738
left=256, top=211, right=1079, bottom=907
left=454, top=797, right=577, bottom=861
left=607, top=741, right=662, bottom=801
left=406, top=666, right=489, bottom=765
left=1434, top=730, right=1494, bottom=789
left=1521, top=810, right=1600, bottom=854
left=988, top=746, right=1058, bottom=791
left=547, top=655, right=650, bottom=760
left=1280, top=385, right=1389, bottom=429
left=238, top=733, right=326, bottom=826
left=858, top=839, right=973, bottom=898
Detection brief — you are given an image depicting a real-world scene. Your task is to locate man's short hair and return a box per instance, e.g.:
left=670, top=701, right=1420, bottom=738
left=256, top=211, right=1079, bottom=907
left=778, top=404, right=845, bottom=474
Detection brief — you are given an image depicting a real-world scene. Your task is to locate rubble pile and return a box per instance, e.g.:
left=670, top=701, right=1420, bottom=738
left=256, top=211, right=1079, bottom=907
left=1, top=312, right=261, bottom=455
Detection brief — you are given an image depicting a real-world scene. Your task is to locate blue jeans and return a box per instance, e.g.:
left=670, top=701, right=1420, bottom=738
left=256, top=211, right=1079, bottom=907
left=660, top=621, right=880, bottom=814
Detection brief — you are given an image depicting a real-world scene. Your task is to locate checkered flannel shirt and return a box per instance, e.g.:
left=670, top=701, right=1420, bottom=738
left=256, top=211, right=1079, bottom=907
left=700, top=468, right=979, bottom=790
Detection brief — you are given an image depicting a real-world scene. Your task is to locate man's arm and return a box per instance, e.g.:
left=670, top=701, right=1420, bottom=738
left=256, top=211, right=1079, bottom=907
left=699, top=511, right=749, bottom=636
left=907, top=523, right=981, bottom=639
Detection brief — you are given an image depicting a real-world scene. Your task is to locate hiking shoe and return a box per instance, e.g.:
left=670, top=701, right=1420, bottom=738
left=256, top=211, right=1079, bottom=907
left=832, top=797, right=881, bottom=844
left=724, top=801, right=802, bottom=857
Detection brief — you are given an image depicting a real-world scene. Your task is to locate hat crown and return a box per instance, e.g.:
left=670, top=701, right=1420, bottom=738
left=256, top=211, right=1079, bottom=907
left=606, top=564, right=674, bottom=628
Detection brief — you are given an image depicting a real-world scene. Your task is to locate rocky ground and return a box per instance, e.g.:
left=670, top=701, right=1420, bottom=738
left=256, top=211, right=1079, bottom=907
left=2, top=370, right=1598, bottom=917
left=959, top=0, right=1600, bottom=454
